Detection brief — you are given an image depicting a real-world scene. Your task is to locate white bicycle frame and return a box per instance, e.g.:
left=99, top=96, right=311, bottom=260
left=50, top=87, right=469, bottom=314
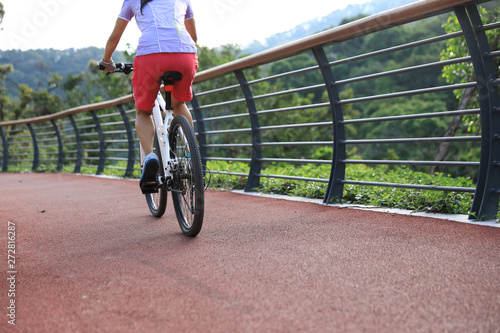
left=139, top=91, right=175, bottom=183
left=139, top=90, right=191, bottom=186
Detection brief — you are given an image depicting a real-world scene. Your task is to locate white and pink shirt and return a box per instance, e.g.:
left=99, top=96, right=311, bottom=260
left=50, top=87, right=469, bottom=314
left=119, top=0, right=197, bottom=56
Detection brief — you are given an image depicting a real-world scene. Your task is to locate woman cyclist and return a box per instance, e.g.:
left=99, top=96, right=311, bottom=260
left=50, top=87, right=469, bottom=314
left=99, top=0, right=198, bottom=192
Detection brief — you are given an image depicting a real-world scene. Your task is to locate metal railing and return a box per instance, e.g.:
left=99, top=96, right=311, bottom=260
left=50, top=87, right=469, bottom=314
left=0, top=0, right=498, bottom=219
left=0, top=96, right=137, bottom=176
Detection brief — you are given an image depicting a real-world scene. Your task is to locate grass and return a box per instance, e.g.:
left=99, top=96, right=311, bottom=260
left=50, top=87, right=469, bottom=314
left=207, top=160, right=481, bottom=216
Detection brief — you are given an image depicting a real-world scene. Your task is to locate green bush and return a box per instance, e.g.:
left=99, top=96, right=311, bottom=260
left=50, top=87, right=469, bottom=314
left=207, top=160, right=479, bottom=215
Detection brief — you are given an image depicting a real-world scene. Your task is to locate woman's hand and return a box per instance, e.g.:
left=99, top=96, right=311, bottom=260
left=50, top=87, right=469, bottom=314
left=98, top=58, right=116, bottom=72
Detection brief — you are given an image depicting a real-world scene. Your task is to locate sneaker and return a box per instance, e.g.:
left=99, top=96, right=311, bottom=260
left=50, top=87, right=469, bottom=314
left=140, top=152, right=159, bottom=193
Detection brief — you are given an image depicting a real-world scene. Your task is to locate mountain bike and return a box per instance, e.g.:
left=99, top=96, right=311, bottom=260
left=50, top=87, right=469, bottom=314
left=99, top=62, right=204, bottom=237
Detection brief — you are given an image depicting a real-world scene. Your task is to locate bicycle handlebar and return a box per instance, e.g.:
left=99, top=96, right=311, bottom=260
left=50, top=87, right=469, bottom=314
left=98, top=62, right=134, bottom=75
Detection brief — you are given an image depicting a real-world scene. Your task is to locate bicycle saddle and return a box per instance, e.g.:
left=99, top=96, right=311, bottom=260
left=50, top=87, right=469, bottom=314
left=159, top=71, right=183, bottom=85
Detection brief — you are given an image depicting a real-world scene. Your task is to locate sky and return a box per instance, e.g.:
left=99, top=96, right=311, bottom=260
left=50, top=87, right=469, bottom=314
left=0, top=0, right=370, bottom=52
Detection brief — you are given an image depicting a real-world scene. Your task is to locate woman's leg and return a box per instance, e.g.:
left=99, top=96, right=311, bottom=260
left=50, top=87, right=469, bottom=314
left=135, top=108, right=155, bottom=155
left=172, top=96, right=194, bottom=128
left=136, top=107, right=159, bottom=191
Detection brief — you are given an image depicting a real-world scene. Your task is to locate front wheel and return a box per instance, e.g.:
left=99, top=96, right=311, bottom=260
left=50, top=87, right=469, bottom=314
left=169, top=115, right=205, bottom=237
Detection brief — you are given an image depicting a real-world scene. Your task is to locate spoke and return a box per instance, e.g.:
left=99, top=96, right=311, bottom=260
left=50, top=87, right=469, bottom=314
left=181, top=187, right=195, bottom=214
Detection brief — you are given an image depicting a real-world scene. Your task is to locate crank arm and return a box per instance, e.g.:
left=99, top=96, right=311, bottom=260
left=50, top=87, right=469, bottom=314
left=168, top=187, right=186, bottom=195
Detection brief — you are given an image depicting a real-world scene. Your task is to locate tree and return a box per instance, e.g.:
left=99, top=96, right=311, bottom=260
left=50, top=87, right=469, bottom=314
left=360, top=98, right=449, bottom=169
left=0, top=2, right=9, bottom=120
left=0, top=64, right=13, bottom=121
left=432, top=6, right=500, bottom=173
left=13, top=84, right=33, bottom=120
left=0, top=2, right=4, bottom=28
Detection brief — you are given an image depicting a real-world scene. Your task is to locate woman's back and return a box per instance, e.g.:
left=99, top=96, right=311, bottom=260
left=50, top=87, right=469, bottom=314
left=119, top=0, right=197, bottom=55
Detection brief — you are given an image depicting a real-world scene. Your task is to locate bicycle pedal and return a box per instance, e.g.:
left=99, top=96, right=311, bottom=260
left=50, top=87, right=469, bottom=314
left=140, top=181, right=159, bottom=194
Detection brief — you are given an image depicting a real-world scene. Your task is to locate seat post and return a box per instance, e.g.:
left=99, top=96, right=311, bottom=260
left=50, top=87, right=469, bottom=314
left=159, top=71, right=182, bottom=111
left=164, top=83, right=174, bottom=111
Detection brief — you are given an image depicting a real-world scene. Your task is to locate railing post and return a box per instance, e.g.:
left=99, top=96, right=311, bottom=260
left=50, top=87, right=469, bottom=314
left=26, top=124, right=39, bottom=171
left=90, top=111, right=105, bottom=175
left=117, top=105, right=135, bottom=178
left=68, top=115, right=82, bottom=174
left=467, top=4, right=500, bottom=220
left=190, top=94, right=207, bottom=166
left=456, top=5, right=500, bottom=220
left=235, top=69, right=262, bottom=192
left=51, top=120, right=64, bottom=172
left=312, top=46, right=347, bottom=204
left=0, top=127, right=8, bottom=172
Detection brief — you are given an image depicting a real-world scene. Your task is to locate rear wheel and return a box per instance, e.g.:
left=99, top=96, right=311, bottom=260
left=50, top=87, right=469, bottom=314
left=145, top=133, right=167, bottom=217
left=169, top=115, right=204, bottom=237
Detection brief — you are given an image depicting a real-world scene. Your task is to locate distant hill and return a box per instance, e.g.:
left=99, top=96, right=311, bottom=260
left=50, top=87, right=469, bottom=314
left=0, top=47, right=126, bottom=96
left=243, top=0, right=415, bottom=54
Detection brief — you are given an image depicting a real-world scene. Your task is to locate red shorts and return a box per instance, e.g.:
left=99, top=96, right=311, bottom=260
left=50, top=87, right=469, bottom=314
left=131, top=53, right=198, bottom=111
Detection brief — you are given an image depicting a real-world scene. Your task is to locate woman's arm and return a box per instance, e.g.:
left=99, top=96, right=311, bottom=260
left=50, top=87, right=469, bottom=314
left=185, top=18, right=197, bottom=44
left=103, top=18, right=129, bottom=62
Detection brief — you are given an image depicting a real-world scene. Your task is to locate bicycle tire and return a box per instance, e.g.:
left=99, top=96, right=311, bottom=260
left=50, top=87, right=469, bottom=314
left=145, top=133, right=168, bottom=217
left=169, top=115, right=205, bottom=237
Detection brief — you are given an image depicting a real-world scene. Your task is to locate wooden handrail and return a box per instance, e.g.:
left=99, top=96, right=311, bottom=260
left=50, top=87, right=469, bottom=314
left=0, top=94, right=133, bottom=127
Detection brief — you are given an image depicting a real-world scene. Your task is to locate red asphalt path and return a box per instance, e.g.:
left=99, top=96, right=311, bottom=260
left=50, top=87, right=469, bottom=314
left=0, top=173, right=499, bottom=332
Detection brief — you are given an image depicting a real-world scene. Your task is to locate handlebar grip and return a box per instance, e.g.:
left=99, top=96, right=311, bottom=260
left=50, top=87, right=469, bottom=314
left=97, top=62, right=133, bottom=74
